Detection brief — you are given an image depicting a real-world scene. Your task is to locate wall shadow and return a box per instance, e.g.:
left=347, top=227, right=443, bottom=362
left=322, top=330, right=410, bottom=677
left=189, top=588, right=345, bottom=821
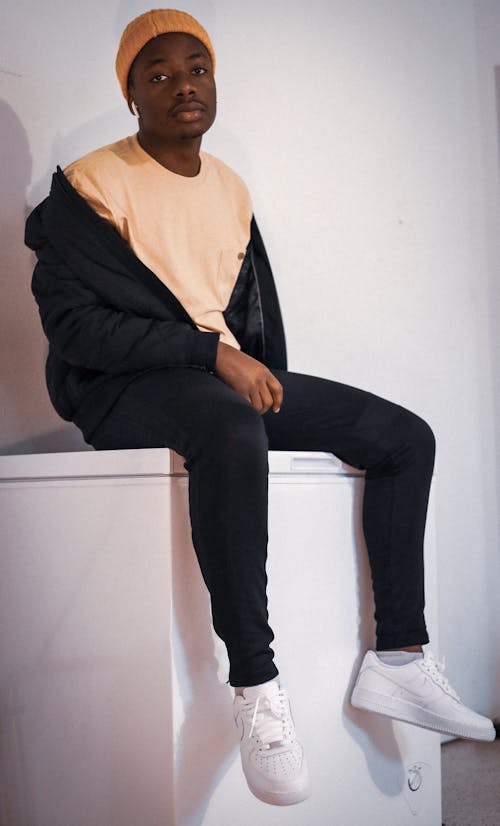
left=0, top=101, right=57, bottom=451
left=0, top=100, right=89, bottom=455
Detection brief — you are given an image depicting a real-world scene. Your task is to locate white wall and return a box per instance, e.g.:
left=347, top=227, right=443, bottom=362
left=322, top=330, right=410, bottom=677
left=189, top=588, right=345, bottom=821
left=473, top=0, right=500, bottom=720
left=1, top=0, right=498, bottom=718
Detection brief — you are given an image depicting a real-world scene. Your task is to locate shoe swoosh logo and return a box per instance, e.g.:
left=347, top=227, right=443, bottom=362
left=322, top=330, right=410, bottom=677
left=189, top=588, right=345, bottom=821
left=393, top=674, right=436, bottom=701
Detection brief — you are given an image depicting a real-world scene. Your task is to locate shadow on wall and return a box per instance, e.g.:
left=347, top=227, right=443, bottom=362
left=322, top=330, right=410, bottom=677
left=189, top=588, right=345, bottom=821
left=0, top=99, right=88, bottom=456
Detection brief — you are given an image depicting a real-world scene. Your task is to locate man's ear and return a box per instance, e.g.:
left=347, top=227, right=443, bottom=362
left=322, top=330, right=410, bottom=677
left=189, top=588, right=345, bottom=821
left=126, top=75, right=139, bottom=116
left=126, top=88, right=140, bottom=117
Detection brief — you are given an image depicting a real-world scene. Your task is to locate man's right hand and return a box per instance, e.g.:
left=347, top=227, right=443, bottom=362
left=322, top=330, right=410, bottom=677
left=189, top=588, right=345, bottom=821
left=214, top=342, right=283, bottom=415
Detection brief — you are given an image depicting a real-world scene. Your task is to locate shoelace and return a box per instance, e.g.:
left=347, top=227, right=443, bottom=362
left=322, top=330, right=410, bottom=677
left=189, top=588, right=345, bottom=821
left=245, top=689, right=293, bottom=748
left=422, top=652, right=460, bottom=700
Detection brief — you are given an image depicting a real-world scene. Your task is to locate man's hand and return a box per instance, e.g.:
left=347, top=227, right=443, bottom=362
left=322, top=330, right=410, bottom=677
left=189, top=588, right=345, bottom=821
left=215, top=342, right=283, bottom=414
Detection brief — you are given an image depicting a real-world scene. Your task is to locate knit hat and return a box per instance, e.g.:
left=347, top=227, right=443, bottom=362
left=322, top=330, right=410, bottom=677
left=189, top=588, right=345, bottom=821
left=115, top=8, right=216, bottom=99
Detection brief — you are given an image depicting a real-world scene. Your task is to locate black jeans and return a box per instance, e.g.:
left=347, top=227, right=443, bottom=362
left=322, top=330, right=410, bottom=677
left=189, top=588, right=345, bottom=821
left=90, top=367, right=435, bottom=686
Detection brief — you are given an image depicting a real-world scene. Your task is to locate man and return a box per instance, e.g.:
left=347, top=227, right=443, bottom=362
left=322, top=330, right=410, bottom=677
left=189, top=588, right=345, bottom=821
left=26, top=8, right=495, bottom=808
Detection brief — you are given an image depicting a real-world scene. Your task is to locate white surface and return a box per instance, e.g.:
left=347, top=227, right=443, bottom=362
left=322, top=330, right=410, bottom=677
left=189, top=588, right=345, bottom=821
left=0, top=448, right=355, bottom=481
left=0, top=465, right=175, bottom=824
left=0, top=0, right=497, bottom=722
left=0, top=448, right=441, bottom=825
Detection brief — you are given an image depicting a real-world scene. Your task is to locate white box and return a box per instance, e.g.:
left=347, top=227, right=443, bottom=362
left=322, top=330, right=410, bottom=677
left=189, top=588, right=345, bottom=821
left=0, top=449, right=441, bottom=825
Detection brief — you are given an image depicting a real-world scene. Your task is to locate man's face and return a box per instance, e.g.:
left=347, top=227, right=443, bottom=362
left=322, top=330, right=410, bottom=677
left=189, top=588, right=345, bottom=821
left=127, top=32, right=217, bottom=144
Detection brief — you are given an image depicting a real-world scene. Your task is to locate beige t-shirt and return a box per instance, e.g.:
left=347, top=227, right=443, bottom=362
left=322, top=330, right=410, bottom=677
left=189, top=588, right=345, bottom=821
left=64, top=134, right=253, bottom=349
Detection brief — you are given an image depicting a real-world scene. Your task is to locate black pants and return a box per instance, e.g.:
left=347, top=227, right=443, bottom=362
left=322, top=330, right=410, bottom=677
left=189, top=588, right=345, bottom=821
left=90, top=367, right=435, bottom=687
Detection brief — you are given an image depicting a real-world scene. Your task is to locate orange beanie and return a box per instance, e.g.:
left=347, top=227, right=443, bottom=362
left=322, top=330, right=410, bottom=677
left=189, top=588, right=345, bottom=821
left=115, top=8, right=216, bottom=99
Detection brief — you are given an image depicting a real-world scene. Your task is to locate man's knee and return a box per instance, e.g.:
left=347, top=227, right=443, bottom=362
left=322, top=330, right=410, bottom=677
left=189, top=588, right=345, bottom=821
left=394, top=409, right=436, bottom=470
left=410, top=412, right=435, bottom=456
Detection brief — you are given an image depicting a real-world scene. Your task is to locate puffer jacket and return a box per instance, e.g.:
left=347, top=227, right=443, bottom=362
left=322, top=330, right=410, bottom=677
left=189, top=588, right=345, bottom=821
left=25, top=167, right=287, bottom=442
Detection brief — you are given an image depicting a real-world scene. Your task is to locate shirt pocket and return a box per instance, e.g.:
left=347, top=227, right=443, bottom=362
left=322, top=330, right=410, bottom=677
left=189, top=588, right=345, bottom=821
left=217, top=248, right=247, bottom=306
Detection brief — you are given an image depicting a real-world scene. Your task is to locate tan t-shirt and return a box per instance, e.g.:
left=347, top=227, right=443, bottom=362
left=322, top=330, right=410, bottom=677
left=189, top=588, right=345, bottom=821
left=64, top=134, right=253, bottom=348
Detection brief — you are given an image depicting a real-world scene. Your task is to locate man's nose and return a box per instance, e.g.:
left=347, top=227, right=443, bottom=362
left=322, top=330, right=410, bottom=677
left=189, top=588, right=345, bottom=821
left=174, top=73, right=196, bottom=96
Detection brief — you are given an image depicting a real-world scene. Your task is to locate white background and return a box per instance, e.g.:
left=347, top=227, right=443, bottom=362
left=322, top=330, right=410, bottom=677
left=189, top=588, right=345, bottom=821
left=1, top=0, right=499, bottom=721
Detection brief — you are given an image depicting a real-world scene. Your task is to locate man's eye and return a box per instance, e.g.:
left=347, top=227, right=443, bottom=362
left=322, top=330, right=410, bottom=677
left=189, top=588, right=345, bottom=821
left=151, top=74, right=168, bottom=82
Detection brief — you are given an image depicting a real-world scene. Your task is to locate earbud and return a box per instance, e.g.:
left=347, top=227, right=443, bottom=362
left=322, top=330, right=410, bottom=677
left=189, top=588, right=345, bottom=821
left=131, top=101, right=140, bottom=117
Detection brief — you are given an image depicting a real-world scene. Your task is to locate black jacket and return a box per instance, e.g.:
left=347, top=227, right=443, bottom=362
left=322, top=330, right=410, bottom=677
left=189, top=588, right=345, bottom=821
left=25, top=168, right=287, bottom=442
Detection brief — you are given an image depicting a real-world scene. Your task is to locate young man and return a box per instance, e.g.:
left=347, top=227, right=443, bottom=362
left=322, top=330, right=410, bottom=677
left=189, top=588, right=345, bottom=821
left=26, top=8, right=495, bottom=808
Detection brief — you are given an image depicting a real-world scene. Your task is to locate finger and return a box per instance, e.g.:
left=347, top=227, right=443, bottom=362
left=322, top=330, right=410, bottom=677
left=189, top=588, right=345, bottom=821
left=249, top=387, right=265, bottom=414
left=258, top=383, right=274, bottom=415
left=268, top=376, right=283, bottom=413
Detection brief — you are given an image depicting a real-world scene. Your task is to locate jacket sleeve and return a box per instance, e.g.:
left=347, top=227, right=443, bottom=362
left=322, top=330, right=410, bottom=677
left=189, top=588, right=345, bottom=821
left=31, top=238, right=220, bottom=375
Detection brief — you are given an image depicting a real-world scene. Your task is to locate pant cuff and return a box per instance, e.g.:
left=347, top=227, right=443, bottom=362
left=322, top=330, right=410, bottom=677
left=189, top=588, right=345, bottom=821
left=230, top=662, right=279, bottom=688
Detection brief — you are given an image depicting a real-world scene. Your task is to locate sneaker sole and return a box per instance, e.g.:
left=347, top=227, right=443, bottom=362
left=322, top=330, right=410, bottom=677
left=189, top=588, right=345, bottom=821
left=351, top=686, right=496, bottom=742
left=242, top=762, right=311, bottom=807
left=246, top=778, right=311, bottom=807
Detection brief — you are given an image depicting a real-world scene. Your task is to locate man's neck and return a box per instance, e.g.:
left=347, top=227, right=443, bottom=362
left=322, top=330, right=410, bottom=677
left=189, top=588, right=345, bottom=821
left=137, top=133, right=202, bottom=177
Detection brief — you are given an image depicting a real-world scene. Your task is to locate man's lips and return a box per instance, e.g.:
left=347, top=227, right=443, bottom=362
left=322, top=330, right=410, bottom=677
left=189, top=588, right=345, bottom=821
left=170, top=100, right=206, bottom=118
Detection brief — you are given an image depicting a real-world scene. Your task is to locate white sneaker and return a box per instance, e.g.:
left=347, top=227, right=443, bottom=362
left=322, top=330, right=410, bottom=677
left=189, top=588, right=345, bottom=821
left=351, top=649, right=496, bottom=742
left=233, top=679, right=310, bottom=806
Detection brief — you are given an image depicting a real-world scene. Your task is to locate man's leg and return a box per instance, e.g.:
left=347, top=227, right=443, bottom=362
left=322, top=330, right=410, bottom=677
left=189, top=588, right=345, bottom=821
left=263, top=369, right=434, bottom=650
left=90, top=366, right=278, bottom=687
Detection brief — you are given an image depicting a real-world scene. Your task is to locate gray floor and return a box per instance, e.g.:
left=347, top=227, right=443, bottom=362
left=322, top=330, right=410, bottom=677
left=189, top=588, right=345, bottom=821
left=441, top=737, right=500, bottom=826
